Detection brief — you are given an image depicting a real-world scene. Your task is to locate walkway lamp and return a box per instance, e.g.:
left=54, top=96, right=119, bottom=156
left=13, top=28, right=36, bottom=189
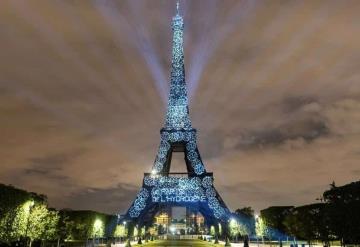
left=93, top=218, right=103, bottom=245
left=170, top=225, right=176, bottom=235
left=123, top=221, right=127, bottom=242
left=255, top=214, right=260, bottom=247
left=25, top=200, right=35, bottom=247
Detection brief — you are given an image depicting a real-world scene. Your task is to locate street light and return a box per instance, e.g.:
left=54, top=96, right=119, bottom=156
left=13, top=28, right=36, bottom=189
left=25, top=200, right=35, bottom=247
left=254, top=214, right=260, bottom=247
left=122, top=221, right=127, bottom=242
left=94, top=219, right=103, bottom=233
left=170, top=225, right=176, bottom=235
left=93, top=219, right=103, bottom=245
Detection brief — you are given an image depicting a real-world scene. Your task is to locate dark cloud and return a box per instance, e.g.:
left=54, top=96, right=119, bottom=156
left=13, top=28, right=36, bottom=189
left=27, top=150, right=85, bottom=170
left=24, top=150, right=85, bottom=180
left=282, top=96, right=318, bottom=113
left=66, top=183, right=139, bottom=214
left=25, top=167, right=58, bottom=176
left=236, top=118, right=328, bottom=149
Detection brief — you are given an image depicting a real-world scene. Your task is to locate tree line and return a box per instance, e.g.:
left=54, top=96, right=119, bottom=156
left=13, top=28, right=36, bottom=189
left=251, top=181, right=360, bottom=246
left=1, top=180, right=359, bottom=246
left=0, top=184, right=124, bottom=247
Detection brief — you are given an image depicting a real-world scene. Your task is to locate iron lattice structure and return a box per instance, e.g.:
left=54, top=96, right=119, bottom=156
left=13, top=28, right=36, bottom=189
left=123, top=3, right=232, bottom=227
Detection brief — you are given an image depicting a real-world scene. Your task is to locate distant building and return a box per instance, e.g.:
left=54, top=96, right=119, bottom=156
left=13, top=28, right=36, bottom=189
left=186, top=208, right=205, bottom=234
left=154, top=207, right=206, bottom=235
left=155, top=212, right=171, bottom=225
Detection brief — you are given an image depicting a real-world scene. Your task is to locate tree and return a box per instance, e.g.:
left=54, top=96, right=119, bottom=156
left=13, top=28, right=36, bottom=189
left=260, top=206, right=293, bottom=239
left=0, top=184, right=33, bottom=243
left=235, top=207, right=254, bottom=218
left=0, top=184, right=118, bottom=245
left=323, top=181, right=360, bottom=245
left=229, top=218, right=251, bottom=239
left=234, top=207, right=255, bottom=236
left=229, top=219, right=240, bottom=239
left=59, top=210, right=116, bottom=240
left=27, top=204, right=59, bottom=245
left=1, top=203, right=27, bottom=243
left=283, top=204, right=326, bottom=246
left=0, top=184, right=47, bottom=245
left=114, top=225, right=127, bottom=238
left=255, top=216, right=268, bottom=239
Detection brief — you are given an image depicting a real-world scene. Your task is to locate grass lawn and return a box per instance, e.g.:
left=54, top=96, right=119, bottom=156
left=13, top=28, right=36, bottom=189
left=134, top=239, right=223, bottom=246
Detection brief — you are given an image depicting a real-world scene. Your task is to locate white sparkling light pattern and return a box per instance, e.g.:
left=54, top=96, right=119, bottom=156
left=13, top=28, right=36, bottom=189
left=129, top=188, right=149, bottom=218
left=164, top=8, right=191, bottom=130
left=151, top=130, right=206, bottom=175
left=127, top=6, right=229, bottom=221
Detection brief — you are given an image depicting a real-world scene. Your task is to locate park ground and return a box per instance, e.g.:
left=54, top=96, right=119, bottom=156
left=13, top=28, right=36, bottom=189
left=132, top=239, right=223, bottom=246
left=129, top=240, right=339, bottom=247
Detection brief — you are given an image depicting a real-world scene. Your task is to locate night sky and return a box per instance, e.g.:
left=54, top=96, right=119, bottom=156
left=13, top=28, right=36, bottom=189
left=1, top=0, right=359, bottom=215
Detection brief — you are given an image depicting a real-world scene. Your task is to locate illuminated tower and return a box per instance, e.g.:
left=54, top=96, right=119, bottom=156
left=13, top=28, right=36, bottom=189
left=164, top=1, right=191, bottom=131
left=122, top=1, right=233, bottom=230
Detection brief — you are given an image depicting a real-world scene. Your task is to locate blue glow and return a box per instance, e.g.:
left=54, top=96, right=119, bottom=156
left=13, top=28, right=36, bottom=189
left=151, top=129, right=206, bottom=175
left=130, top=171, right=228, bottom=219
left=150, top=177, right=206, bottom=203
left=129, top=188, right=149, bottom=218
left=202, top=176, right=213, bottom=188
left=126, top=2, right=230, bottom=221
left=164, top=9, right=192, bottom=130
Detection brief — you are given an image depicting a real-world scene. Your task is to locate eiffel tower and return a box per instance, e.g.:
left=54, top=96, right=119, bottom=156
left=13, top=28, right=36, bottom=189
left=123, top=2, right=232, bottom=231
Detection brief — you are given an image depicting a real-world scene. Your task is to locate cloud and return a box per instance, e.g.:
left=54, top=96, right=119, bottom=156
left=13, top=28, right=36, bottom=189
left=323, top=98, right=360, bottom=136
left=65, top=183, right=139, bottom=214
left=282, top=96, right=318, bottom=113
left=353, top=170, right=360, bottom=176
left=24, top=150, right=86, bottom=176
left=236, top=119, right=328, bottom=149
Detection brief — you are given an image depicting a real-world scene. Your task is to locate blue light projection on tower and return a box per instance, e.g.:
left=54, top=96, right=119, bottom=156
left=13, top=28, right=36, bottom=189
left=164, top=2, right=192, bottom=130
left=150, top=2, right=206, bottom=175
left=125, top=2, right=230, bottom=222
left=151, top=131, right=206, bottom=175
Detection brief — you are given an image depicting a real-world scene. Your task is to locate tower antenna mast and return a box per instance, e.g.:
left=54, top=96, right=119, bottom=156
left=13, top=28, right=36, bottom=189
left=176, top=0, right=180, bottom=15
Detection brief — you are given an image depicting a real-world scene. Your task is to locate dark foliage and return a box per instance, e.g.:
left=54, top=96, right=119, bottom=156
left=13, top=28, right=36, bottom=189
left=323, top=181, right=360, bottom=245
left=260, top=206, right=293, bottom=235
